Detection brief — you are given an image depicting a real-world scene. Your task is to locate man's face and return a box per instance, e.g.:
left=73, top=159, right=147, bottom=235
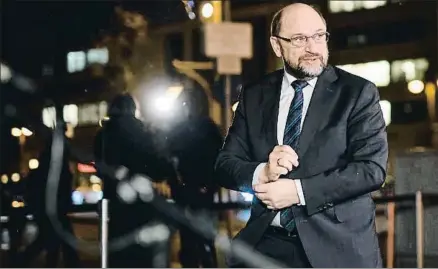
left=270, top=5, right=329, bottom=79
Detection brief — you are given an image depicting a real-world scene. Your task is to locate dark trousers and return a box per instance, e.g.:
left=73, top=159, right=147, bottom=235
left=254, top=227, right=312, bottom=268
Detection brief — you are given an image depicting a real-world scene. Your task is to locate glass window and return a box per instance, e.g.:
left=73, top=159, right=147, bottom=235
left=391, top=58, right=429, bottom=83
left=87, top=48, right=109, bottom=65
left=329, top=0, right=387, bottom=13
left=63, top=104, right=79, bottom=127
left=338, top=60, right=390, bottom=87
left=42, top=106, right=56, bottom=128
left=67, top=51, right=86, bottom=73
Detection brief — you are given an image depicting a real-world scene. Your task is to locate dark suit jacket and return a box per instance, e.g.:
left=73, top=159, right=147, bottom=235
left=214, top=66, right=388, bottom=267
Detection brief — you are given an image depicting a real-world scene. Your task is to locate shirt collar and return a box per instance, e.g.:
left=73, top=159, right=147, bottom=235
left=283, top=69, right=318, bottom=88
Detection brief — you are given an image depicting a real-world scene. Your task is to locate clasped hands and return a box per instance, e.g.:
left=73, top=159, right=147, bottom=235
left=253, top=145, right=301, bottom=210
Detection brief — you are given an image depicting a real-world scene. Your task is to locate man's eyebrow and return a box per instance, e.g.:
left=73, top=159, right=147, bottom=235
left=291, top=29, right=326, bottom=36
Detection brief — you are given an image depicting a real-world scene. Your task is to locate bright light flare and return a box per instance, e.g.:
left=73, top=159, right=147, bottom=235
left=241, top=192, right=253, bottom=202
left=408, top=80, right=424, bottom=94
left=21, top=127, right=33, bottom=136
left=11, top=173, right=20, bottom=182
left=29, top=159, right=39, bottom=170
left=151, top=85, right=184, bottom=115
left=201, top=2, right=214, bottom=18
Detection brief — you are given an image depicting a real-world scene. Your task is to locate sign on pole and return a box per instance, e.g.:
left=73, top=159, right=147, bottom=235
left=203, top=22, right=253, bottom=74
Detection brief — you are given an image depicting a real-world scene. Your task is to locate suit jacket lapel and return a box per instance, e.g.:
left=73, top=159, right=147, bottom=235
left=260, top=70, right=283, bottom=148
left=297, top=65, right=338, bottom=158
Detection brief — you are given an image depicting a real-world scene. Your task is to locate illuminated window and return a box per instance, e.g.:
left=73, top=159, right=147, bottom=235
left=63, top=104, right=79, bottom=127
left=329, top=1, right=387, bottom=13
left=391, top=58, right=429, bottom=83
left=379, top=100, right=391, bottom=126
left=42, top=106, right=56, bottom=128
left=87, top=48, right=109, bottom=65
left=338, top=60, right=390, bottom=87
left=67, top=47, right=109, bottom=73
left=67, top=51, right=86, bottom=73
left=98, top=101, right=108, bottom=118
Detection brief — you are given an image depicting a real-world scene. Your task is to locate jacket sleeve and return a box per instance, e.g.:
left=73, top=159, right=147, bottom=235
left=214, top=87, right=260, bottom=193
left=301, top=82, right=388, bottom=215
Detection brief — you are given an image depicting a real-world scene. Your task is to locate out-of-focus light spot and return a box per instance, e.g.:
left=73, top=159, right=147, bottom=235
left=29, top=159, right=39, bottom=170
left=77, top=163, right=97, bottom=173
left=11, top=173, right=20, bottom=182
left=11, top=128, right=21, bottom=137
left=72, top=191, right=84, bottom=205
left=91, top=183, right=102, bottom=192
left=188, top=11, right=196, bottom=20
left=1, top=63, right=12, bottom=83
left=201, top=2, right=214, bottom=18
left=21, top=127, right=33, bottom=136
left=232, top=102, right=239, bottom=112
left=11, top=201, right=20, bottom=208
left=408, top=79, right=424, bottom=94
left=1, top=175, right=8, bottom=184
left=241, top=192, right=253, bottom=202
left=154, top=96, right=175, bottom=113
left=379, top=100, right=391, bottom=126
left=90, top=175, right=101, bottom=184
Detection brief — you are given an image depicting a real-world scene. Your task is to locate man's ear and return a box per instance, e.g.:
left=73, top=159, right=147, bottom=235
left=270, top=36, right=282, bottom=58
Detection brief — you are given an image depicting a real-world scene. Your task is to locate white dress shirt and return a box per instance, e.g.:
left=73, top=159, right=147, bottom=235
left=252, top=71, right=318, bottom=227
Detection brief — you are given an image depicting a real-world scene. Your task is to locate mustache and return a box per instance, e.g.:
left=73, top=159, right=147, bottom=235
left=299, top=54, right=323, bottom=61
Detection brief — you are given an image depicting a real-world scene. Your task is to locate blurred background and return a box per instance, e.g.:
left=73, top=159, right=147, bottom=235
left=1, top=0, right=438, bottom=268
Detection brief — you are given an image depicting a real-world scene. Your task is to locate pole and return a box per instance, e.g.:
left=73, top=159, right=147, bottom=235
left=101, top=199, right=109, bottom=268
left=415, top=191, right=424, bottom=269
left=386, top=201, right=395, bottom=268
left=223, top=0, right=232, bottom=133
left=221, top=0, right=235, bottom=239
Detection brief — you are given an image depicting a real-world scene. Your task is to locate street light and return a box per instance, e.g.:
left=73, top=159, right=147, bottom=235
left=21, top=127, right=33, bottom=136
left=11, top=127, right=22, bottom=137
left=11, top=173, right=20, bottom=182
left=11, top=127, right=33, bottom=174
left=198, top=1, right=222, bottom=23
left=11, top=127, right=33, bottom=137
left=408, top=80, right=425, bottom=94
left=29, top=159, right=39, bottom=170
left=201, top=2, right=214, bottom=18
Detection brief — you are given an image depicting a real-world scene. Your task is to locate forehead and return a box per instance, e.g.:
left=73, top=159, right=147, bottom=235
left=280, top=8, right=326, bottom=36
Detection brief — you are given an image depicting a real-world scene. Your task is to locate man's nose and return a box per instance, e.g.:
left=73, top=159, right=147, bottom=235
left=304, top=38, right=318, bottom=53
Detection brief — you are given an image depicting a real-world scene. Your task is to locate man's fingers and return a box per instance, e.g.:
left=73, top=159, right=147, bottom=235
left=277, top=158, right=293, bottom=171
left=253, top=184, right=268, bottom=193
left=255, top=192, right=268, bottom=201
left=279, top=145, right=298, bottom=157
left=273, top=166, right=289, bottom=175
left=272, top=152, right=299, bottom=167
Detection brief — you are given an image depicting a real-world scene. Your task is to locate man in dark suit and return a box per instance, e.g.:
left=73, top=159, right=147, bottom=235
left=214, top=3, right=388, bottom=268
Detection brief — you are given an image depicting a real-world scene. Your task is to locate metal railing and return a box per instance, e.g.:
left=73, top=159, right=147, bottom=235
left=2, top=190, right=438, bottom=268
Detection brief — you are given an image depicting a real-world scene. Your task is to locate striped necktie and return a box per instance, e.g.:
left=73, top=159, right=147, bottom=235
left=280, top=79, right=308, bottom=231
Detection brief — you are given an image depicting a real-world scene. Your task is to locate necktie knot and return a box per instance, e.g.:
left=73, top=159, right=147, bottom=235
left=291, top=80, right=308, bottom=92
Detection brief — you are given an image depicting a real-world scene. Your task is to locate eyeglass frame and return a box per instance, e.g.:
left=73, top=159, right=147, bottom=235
left=273, top=32, right=330, bottom=47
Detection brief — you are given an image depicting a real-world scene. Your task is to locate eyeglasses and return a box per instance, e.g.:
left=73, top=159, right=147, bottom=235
left=274, top=32, right=330, bottom=47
